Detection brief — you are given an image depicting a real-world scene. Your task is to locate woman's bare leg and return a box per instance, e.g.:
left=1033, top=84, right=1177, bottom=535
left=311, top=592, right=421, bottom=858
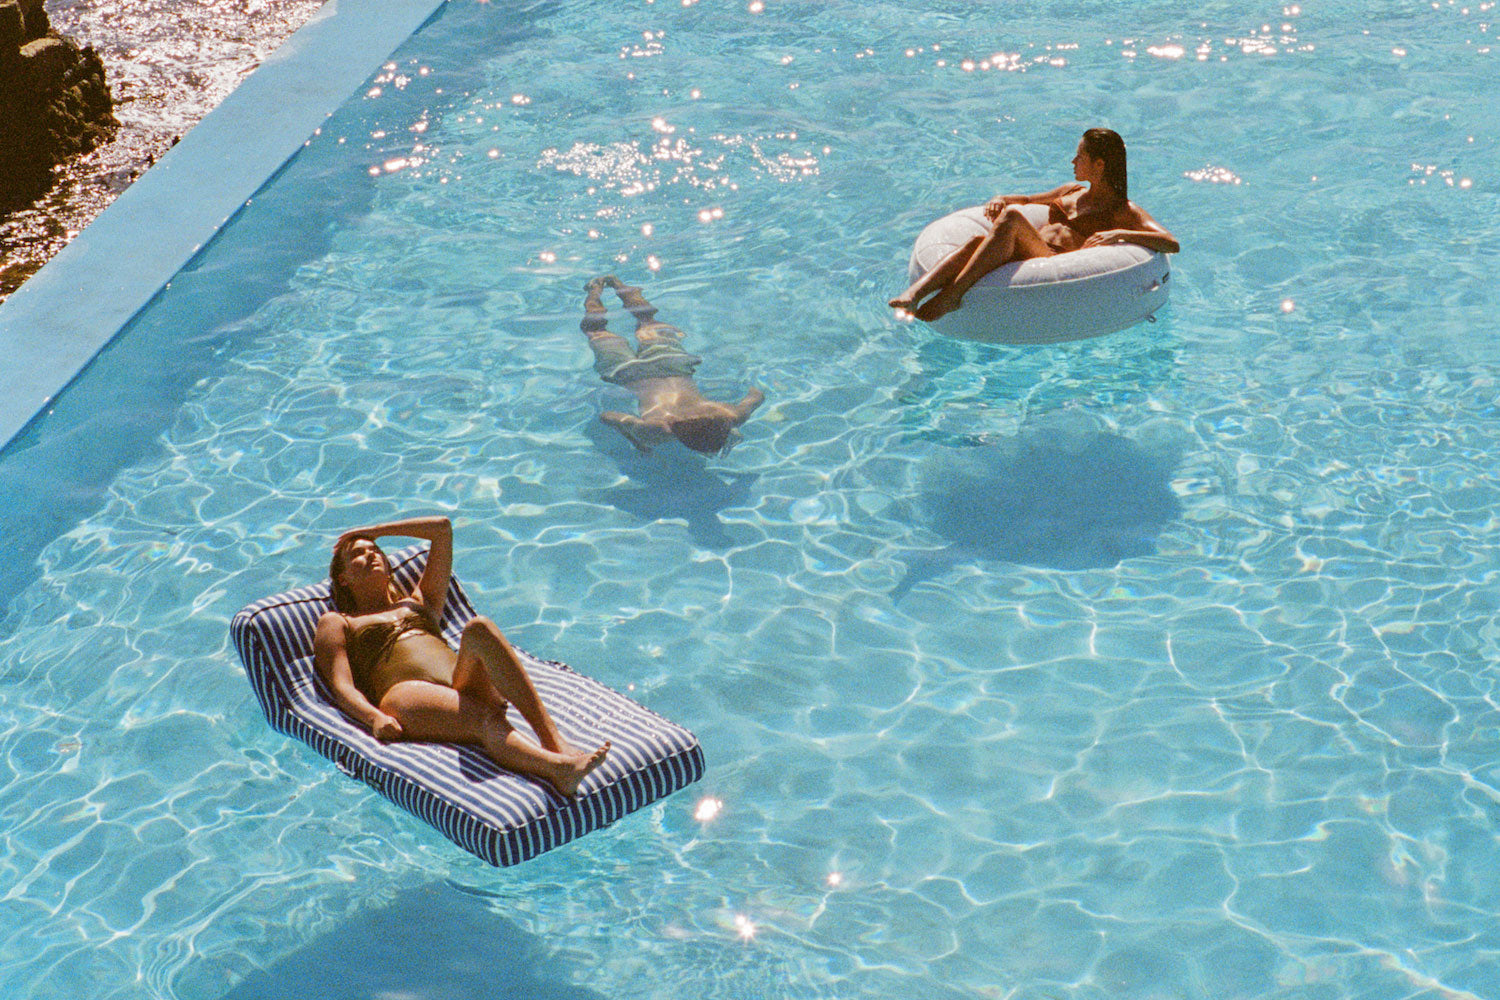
left=582, top=276, right=640, bottom=371
left=582, top=276, right=612, bottom=333
left=380, top=679, right=607, bottom=796
left=454, top=617, right=608, bottom=760
left=601, top=275, right=661, bottom=325
left=916, top=210, right=1055, bottom=321
left=889, top=235, right=983, bottom=310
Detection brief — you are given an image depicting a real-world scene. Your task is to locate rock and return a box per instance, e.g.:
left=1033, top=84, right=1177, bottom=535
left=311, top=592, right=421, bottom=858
left=0, top=3, right=23, bottom=52
left=17, top=0, right=45, bottom=38
left=20, top=37, right=71, bottom=90
left=0, top=19, right=118, bottom=213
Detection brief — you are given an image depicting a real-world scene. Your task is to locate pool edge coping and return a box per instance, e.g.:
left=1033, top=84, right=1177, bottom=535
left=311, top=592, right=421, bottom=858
left=0, top=0, right=449, bottom=453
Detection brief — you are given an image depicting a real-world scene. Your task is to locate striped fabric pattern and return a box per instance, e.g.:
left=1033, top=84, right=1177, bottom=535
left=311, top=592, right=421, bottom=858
left=229, top=545, right=705, bottom=866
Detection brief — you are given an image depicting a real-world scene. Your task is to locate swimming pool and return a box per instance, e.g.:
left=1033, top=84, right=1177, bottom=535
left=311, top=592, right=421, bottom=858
left=2, top=0, right=1498, bottom=995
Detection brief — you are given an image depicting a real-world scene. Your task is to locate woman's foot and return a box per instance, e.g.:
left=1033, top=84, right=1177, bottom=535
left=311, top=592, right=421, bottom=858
left=915, top=289, right=961, bottom=321
left=888, top=291, right=918, bottom=311
left=548, top=741, right=611, bottom=797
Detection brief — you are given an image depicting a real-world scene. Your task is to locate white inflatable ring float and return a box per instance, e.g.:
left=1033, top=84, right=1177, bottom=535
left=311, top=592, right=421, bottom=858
left=906, top=204, right=1171, bottom=344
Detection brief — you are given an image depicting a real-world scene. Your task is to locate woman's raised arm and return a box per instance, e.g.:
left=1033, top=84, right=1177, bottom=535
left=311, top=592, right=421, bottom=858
left=336, top=515, right=453, bottom=619
left=984, top=182, right=1084, bottom=219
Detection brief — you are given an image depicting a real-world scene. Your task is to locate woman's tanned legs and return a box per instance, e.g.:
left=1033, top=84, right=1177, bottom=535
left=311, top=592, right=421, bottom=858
left=452, top=617, right=568, bottom=751
left=379, top=679, right=605, bottom=797
left=376, top=616, right=610, bottom=796
left=896, top=209, right=1056, bottom=321
left=889, top=235, right=983, bottom=311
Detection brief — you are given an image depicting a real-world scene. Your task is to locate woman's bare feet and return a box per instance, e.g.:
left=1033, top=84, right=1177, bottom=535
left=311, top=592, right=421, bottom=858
left=915, top=288, right=961, bottom=321
left=548, top=741, right=611, bottom=797
left=888, top=291, right=918, bottom=311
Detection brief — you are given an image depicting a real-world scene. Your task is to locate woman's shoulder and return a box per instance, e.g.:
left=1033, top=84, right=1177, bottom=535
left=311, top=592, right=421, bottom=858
left=317, top=609, right=350, bottom=628
left=314, top=610, right=352, bottom=653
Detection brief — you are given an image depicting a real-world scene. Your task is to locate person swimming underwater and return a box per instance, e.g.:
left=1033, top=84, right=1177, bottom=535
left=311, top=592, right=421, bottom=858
left=580, top=275, right=764, bottom=456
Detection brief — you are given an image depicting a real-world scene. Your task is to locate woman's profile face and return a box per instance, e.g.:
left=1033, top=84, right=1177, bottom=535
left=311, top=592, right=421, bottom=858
left=1071, top=139, right=1105, bottom=185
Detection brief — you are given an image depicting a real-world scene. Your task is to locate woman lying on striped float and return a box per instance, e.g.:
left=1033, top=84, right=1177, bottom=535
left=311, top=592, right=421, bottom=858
left=314, top=515, right=610, bottom=797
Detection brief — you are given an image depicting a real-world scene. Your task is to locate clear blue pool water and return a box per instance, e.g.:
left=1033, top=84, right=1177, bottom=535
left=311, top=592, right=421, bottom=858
left=3, top=0, right=1499, bottom=996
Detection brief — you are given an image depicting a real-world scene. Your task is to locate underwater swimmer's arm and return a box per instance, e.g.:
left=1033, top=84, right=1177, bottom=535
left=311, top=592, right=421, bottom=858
left=732, top=387, right=765, bottom=422
left=601, top=411, right=657, bottom=453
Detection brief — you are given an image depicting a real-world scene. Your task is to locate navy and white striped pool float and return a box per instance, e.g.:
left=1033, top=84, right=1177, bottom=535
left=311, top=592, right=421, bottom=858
left=230, top=544, right=705, bottom=866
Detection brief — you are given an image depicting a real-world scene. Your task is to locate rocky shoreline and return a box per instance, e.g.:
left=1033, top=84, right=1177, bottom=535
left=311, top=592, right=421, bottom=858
left=0, top=0, right=323, bottom=302
left=0, top=0, right=117, bottom=213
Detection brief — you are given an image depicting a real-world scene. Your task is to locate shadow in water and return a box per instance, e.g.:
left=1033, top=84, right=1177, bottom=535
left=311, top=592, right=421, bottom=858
left=580, top=421, right=759, bottom=550
left=893, top=413, right=1184, bottom=599
left=218, top=882, right=604, bottom=1000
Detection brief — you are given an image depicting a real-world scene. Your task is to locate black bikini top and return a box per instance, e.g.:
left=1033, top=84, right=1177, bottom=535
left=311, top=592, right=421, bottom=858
left=1047, top=194, right=1124, bottom=238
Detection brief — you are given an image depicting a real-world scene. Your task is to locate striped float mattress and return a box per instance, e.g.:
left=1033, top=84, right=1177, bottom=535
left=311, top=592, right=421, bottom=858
left=229, top=544, right=705, bottom=866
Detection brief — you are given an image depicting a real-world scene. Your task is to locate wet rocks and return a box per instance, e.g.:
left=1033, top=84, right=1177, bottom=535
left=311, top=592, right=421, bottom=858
left=0, top=0, right=118, bottom=212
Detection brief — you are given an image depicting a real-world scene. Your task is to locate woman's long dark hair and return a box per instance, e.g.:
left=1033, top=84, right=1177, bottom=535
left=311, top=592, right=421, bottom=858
left=1081, top=127, right=1128, bottom=201
left=329, top=534, right=383, bottom=613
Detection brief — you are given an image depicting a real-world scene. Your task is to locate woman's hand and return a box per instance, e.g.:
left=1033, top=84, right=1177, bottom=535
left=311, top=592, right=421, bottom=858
left=371, top=712, right=404, bottom=741
left=1081, top=229, right=1125, bottom=248
left=983, top=195, right=1020, bottom=220
left=336, top=516, right=449, bottom=549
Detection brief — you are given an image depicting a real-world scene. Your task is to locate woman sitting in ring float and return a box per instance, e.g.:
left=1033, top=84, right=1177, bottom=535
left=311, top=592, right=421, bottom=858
left=314, top=515, right=610, bottom=797
left=890, top=128, right=1180, bottom=322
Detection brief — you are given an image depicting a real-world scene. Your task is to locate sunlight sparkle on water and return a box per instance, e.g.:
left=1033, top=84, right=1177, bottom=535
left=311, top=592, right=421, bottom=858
left=694, top=796, right=723, bottom=822
left=1184, top=166, right=1242, bottom=184
left=733, top=914, right=757, bottom=941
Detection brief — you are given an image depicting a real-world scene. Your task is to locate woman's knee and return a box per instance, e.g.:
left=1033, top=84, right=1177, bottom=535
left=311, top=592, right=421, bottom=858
left=461, top=616, right=506, bottom=645
left=459, top=617, right=519, bottom=656
left=993, top=206, right=1030, bottom=229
